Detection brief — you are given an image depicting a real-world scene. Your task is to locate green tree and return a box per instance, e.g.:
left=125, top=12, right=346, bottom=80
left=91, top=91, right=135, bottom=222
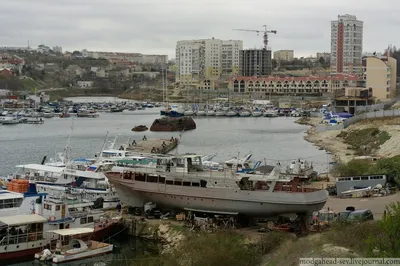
left=332, top=159, right=373, bottom=177
left=367, top=202, right=400, bottom=257
left=373, top=155, right=400, bottom=185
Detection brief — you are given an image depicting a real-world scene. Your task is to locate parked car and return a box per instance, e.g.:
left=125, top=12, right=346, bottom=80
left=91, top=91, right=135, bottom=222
left=347, top=209, right=374, bottom=221
left=145, top=208, right=162, bottom=219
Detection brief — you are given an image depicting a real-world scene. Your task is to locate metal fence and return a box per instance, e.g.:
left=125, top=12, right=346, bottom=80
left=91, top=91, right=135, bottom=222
left=354, top=96, right=400, bottom=113
left=343, top=109, right=400, bottom=127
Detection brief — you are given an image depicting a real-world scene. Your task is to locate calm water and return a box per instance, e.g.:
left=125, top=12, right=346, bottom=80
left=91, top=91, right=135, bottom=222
left=0, top=97, right=329, bottom=175
left=2, top=96, right=329, bottom=265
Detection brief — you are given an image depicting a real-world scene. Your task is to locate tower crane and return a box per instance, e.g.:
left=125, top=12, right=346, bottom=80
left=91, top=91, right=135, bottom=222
left=233, top=25, right=277, bottom=50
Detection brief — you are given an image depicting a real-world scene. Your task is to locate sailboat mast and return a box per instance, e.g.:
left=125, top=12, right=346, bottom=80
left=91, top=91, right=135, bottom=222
left=97, top=132, right=110, bottom=163
left=165, top=69, right=168, bottom=109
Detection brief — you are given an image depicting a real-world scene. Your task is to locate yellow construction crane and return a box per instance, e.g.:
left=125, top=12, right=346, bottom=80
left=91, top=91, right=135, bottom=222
left=233, top=25, right=277, bottom=50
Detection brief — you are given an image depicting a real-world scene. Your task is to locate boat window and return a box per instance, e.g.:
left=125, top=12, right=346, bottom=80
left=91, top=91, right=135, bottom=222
left=191, top=182, right=200, bottom=187
left=147, top=175, right=158, bottom=183
left=88, top=216, right=94, bottom=223
left=200, top=180, right=207, bottom=188
left=361, top=176, right=368, bottom=180
left=0, top=198, right=23, bottom=209
left=353, top=177, right=360, bottom=180
left=44, top=203, right=52, bottom=210
left=55, top=205, right=60, bottom=211
left=183, top=181, right=191, bottom=186
left=174, top=180, right=182, bottom=186
left=134, top=174, right=146, bottom=182
left=80, top=217, right=87, bottom=224
left=166, top=180, right=173, bottom=185
left=159, top=176, right=166, bottom=183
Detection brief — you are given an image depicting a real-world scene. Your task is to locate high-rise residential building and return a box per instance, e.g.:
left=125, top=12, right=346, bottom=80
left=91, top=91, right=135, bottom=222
left=53, top=46, right=63, bottom=54
left=273, top=50, right=294, bottom=61
left=331, top=14, right=363, bottom=74
left=175, top=38, right=242, bottom=84
left=362, top=55, right=397, bottom=101
left=239, top=49, right=272, bottom=77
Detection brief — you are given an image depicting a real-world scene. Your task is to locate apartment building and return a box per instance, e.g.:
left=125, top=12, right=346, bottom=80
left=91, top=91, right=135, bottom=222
left=175, top=38, right=242, bottom=85
left=229, top=73, right=359, bottom=94
left=239, top=49, right=272, bottom=77
left=273, top=50, right=294, bottom=61
left=362, top=55, right=397, bottom=101
left=331, top=14, right=363, bottom=74
left=317, top=52, right=331, bottom=62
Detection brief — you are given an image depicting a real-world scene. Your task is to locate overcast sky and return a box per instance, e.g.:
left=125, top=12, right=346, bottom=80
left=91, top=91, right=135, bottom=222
left=1, top=0, right=398, bottom=59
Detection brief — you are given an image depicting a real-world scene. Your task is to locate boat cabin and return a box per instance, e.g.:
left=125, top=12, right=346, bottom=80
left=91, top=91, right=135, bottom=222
left=154, top=154, right=204, bottom=173
left=46, top=227, right=94, bottom=252
left=35, top=197, right=103, bottom=230
left=0, top=214, right=47, bottom=248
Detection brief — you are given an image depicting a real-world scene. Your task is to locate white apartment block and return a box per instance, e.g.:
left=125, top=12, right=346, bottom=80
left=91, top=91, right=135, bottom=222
left=331, top=14, right=363, bottom=74
left=175, top=38, right=242, bottom=84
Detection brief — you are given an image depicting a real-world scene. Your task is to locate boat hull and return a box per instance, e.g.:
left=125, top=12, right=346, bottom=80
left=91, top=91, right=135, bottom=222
left=52, top=242, right=113, bottom=263
left=108, top=176, right=327, bottom=218
left=0, top=239, right=50, bottom=263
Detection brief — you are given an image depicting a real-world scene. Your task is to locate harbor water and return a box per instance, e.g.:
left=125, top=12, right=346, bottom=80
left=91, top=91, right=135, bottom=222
left=0, top=97, right=330, bottom=176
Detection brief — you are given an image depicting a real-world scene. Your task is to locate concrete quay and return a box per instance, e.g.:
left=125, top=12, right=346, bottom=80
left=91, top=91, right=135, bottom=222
left=126, top=138, right=178, bottom=154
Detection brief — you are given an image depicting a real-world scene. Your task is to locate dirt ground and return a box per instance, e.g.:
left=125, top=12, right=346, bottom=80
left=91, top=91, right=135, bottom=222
left=304, top=117, right=400, bottom=163
left=324, top=193, right=400, bottom=219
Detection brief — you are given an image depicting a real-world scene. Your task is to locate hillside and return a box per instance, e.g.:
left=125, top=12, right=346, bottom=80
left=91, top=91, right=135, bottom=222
left=303, top=117, right=400, bottom=163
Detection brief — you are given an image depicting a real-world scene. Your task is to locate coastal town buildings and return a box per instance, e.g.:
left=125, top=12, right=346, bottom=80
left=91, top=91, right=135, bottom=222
left=229, top=73, right=359, bottom=95
left=362, top=54, right=397, bottom=101
left=239, top=49, right=272, bottom=77
left=175, top=38, right=242, bottom=86
left=80, top=49, right=168, bottom=65
left=330, top=14, right=363, bottom=74
left=273, top=50, right=294, bottom=61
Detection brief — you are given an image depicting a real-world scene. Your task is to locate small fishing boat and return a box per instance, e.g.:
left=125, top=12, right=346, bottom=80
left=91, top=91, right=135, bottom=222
left=131, top=125, right=148, bottom=132
left=196, top=110, right=206, bottom=116
left=184, top=110, right=195, bottom=116
left=215, top=110, right=226, bottom=117
left=59, top=113, right=71, bottom=118
left=206, top=110, right=215, bottom=116
left=239, top=110, right=251, bottom=117
left=251, top=110, right=263, bottom=117
left=35, top=228, right=113, bottom=264
left=226, top=110, right=237, bottom=117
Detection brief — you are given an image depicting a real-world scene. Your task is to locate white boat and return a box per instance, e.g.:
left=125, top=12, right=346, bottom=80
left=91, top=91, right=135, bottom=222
left=206, top=110, right=215, bottom=116
left=263, top=109, right=278, bottom=117
left=196, top=110, right=206, bottom=116
left=11, top=163, right=119, bottom=209
left=42, top=112, right=54, bottom=118
left=215, top=110, right=226, bottom=117
left=226, top=110, right=237, bottom=117
left=239, top=110, right=251, bottom=117
left=1, top=115, right=19, bottom=124
left=184, top=110, right=195, bottom=116
left=251, top=111, right=263, bottom=117
left=35, top=228, right=113, bottom=264
left=0, top=182, right=45, bottom=216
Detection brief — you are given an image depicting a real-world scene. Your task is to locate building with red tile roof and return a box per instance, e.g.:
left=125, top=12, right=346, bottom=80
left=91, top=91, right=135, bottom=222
left=227, top=73, right=360, bottom=95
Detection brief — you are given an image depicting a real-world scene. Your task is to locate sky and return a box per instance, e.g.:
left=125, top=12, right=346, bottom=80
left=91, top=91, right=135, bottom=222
left=0, top=0, right=399, bottom=59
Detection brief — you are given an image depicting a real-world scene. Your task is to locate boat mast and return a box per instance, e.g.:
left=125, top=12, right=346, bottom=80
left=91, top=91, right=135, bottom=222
left=63, top=119, right=74, bottom=163
left=97, top=131, right=110, bottom=163
left=165, top=68, right=169, bottom=110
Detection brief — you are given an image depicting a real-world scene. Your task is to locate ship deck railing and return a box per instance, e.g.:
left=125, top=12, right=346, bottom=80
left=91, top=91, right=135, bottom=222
left=0, top=231, right=44, bottom=246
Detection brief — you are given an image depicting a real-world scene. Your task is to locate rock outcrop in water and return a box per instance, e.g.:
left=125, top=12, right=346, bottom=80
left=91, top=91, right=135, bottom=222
left=150, top=117, right=196, bottom=132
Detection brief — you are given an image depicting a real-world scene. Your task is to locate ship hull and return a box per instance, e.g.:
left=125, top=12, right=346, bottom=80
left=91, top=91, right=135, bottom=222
left=108, top=176, right=327, bottom=218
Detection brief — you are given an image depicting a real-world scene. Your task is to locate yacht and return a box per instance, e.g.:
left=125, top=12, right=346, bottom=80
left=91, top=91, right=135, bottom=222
left=1, top=115, right=19, bottom=125
left=239, top=110, right=251, bottom=117
left=215, top=110, right=226, bottom=117
left=10, top=163, right=119, bottom=209
left=226, top=110, right=238, bottom=117
left=105, top=153, right=328, bottom=219
left=251, top=110, right=263, bottom=117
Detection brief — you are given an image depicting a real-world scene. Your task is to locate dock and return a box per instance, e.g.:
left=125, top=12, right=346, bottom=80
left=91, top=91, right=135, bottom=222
left=126, top=138, right=178, bottom=154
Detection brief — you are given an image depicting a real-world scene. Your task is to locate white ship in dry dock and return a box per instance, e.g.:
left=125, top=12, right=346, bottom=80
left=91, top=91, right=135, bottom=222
left=105, top=153, right=328, bottom=219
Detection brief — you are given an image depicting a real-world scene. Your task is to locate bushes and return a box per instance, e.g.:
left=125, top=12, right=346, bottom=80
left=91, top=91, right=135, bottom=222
left=332, top=155, right=400, bottom=185
left=366, top=202, right=400, bottom=257
left=161, top=231, right=262, bottom=266
left=336, top=128, right=390, bottom=156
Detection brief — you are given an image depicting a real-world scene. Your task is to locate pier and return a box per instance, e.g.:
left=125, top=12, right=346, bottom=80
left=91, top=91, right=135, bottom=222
left=126, top=138, right=178, bottom=154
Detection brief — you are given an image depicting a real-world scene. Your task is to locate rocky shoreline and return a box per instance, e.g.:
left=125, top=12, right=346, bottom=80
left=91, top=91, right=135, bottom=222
left=297, top=116, right=400, bottom=164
